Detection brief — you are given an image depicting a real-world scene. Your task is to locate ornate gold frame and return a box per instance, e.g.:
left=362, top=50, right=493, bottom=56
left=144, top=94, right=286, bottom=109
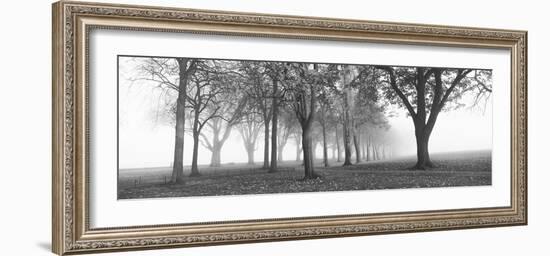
left=52, top=1, right=527, bottom=255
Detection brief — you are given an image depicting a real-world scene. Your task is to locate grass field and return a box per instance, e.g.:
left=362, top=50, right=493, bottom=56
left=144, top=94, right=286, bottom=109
left=118, top=150, right=491, bottom=199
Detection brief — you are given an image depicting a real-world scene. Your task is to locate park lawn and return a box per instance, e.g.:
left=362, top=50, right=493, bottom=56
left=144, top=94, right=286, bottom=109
left=118, top=150, right=491, bottom=199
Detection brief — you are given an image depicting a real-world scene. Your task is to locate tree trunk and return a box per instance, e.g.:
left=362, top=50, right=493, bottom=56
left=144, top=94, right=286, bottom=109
left=171, top=91, right=185, bottom=184
left=207, top=119, right=233, bottom=167
left=335, top=126, right=342, bottom=162
left=353, top=131, right=361, bottom=164
left=295, top=136, right=302, bottom=162
left=209, top=144, right=221, bottom=167
left=277, top=147, right=284, bottom=162
left=190, top=104, right=201, bottom=176
left=366, top=145, right=370, bottom=161
left=246, top=143, right=255, bottom=165
left=239, top=119, right=260, bottom=166
left=413, top=68, right=435, bottom=169
left=295, top=65, right=320, bottom=179
left=312, top=141, right=317, bottom=161
left=269, top=117, right=277, bottom=172
left=342, top=120, right=353, bottom=166
left=270, top=80, right=279, bottom=172
left=361, top=135, right=367, bottom=160
left=413, top=122, right=435, bottom=169
left=263, top=121, right=270, bottom=169
left=208, top=125, right=221, bottom=167
left=341, top=67, right=354, bottom=166
left=367, top=138, right=372, bottom=161
left=171, top=59, right=189, bottom=184
left=190, top=129, right=200, bottom=177
left=322, top=122, right=329, bottom=167
left=302, top=128, right=318, bottom=179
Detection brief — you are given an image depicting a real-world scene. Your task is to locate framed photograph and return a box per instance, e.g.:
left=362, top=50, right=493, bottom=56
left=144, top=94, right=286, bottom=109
left=52, top=1, right=527, bottom=255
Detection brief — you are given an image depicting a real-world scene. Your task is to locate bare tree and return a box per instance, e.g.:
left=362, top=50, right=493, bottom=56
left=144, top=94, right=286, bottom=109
left=199, top=62, right=248, bottom=167
left=133, top=57, right=197, bottom=184
left=240, top=62, right=273, bottom=169
left=237, top=105, right=263, bottom=165
left=186, top=61, right=226, bottom=176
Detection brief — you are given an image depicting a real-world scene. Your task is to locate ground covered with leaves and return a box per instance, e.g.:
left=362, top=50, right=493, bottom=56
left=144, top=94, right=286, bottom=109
left=118, top=150, right=491, bottom=199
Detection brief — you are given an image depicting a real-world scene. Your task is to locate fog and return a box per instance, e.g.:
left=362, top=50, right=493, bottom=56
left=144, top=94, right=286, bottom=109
left=118, top=58, right=492, bottom=169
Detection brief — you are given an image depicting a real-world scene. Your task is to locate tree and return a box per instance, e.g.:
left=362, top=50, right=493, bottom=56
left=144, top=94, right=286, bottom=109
left=291, top=129, right=302, bottom=162
left=237, top=107, right=263, bottom=165
left=186, top=61, right=226, bottom=176
left=317, top=82, right=338, bottom=167
left=277, top=109, right=295, bottom=162
left=240, top=62, right=273, bottom=169
left=340, top=67, right=354, bottom=166
left=319, top=108, right=330, bottom=167
left=265, top=63, right=286, bottom=172
left=324, top=101, right=342, bottom=162
left=285, top=63, right=338, bottom=179
left=351, top=73, right=387, bottom=164
left=286, top=63, right=319, bottom=178
left=334, top=123, right=343, bottom=162
left=133, top=57, right=197, bottom=184
left=199, top=61, right=248, bottom=167
left=337, top=65, right=367, bottom=166
left=376, top=66, right=492, bottom=169
left=335, top=65, right=383, bottom=165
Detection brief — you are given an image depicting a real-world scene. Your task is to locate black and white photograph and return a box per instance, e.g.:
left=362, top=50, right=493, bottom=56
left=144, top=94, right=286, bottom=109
left=117, top=56, right=493, bottom=199
left=2, top=0, right=544, bottom=255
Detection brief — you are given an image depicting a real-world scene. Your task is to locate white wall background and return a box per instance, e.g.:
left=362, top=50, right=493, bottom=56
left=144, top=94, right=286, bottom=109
left=0, top=0, right=547, bottom=255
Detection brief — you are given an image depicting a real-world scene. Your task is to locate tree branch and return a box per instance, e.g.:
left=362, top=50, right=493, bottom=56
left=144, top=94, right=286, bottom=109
left=440, top=69, right=473, bottom=109
left=199, top=133, right=213, bottom=150
left=376, top=66, right=417, bottom=118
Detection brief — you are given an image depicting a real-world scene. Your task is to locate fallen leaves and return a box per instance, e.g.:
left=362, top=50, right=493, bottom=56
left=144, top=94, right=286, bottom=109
left=118, top=151, right=492, bottom=199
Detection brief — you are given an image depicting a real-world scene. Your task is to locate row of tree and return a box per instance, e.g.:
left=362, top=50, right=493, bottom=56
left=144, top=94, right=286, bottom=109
left=238, top=105, right=394, bottom=165
left=132, top=57, right=492, bottom=183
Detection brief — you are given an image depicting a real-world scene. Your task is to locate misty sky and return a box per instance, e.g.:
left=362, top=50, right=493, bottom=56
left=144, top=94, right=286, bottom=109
left=118, top=57, right=492, bottom=169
